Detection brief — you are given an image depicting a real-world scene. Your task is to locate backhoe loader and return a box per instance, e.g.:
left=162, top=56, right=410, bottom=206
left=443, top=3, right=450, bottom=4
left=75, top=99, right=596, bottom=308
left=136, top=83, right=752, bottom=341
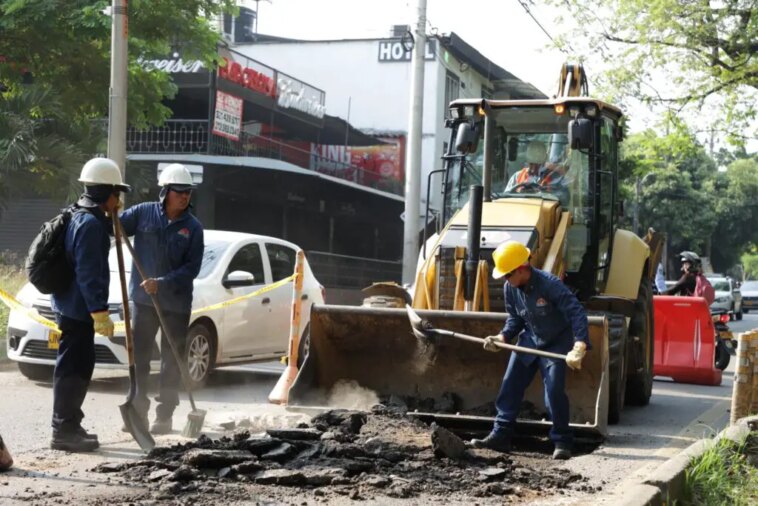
left=286, top=65, right=661, bottom=439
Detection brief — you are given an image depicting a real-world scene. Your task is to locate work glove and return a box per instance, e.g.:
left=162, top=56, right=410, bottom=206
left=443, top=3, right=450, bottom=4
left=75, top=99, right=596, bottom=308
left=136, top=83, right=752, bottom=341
left=91, top=311, right=115, bottom=337
left=483, top=334, right=505, bottom=353
left=565, top=341, right=587, bottom=370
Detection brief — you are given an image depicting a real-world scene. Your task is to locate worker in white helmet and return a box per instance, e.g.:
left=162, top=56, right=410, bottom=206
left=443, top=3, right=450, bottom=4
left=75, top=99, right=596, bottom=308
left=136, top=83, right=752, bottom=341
left=119, top=163, right=204, bottom=435
left=50, top=158, right=129, bottom=452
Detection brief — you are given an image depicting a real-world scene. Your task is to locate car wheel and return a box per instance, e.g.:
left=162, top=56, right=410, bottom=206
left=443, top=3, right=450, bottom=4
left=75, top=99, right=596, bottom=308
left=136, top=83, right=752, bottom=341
left=185, top=323, right=215, bottom=389
left=715, top=341, right=730, bottom=371
left=17, top=362, right=54, bottom=382
left=296, top=322, right=311, bottom=369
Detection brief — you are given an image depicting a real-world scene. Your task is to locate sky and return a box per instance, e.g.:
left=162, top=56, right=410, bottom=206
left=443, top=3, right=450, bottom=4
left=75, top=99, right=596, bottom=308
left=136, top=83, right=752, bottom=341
left=249, top=0, right=567, bottom=97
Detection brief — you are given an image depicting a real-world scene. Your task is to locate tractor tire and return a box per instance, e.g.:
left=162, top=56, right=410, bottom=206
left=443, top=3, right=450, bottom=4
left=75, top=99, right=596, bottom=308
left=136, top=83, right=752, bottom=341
left=625, top=278, right=655, bottom=407
left=606, top=314, right=628, bottom=425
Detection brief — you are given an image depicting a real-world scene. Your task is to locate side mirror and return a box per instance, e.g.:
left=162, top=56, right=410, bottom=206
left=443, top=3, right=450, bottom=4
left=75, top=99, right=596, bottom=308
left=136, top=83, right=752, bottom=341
left=223, top=270, right=255, bottom=288
left=455, top=121, right=481, bottom=154
left=507, top=137, right=519, bottom=161
left=569, top=118, right=593, bottom=150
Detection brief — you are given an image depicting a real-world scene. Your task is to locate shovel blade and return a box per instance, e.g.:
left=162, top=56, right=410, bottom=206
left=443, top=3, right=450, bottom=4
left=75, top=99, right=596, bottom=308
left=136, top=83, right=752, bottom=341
left=119, top=402, right=155, bottom=451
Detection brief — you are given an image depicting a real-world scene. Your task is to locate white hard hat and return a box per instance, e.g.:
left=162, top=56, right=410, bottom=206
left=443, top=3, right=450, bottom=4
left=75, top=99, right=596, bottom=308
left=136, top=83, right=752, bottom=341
left=78, top=157, right=131, bottom=192
left=526, top=141, right=547, bottom=165
left=158, top=163, right=194, bottom=189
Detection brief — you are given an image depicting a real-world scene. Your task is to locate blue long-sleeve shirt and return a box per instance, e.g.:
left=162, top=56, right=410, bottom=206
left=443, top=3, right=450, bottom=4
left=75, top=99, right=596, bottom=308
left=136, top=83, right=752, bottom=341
left=119, top=202, right=204, bottom=314
left=501, top=268, right=590, bottom=365
left=51, top=207, right=111, bottom=322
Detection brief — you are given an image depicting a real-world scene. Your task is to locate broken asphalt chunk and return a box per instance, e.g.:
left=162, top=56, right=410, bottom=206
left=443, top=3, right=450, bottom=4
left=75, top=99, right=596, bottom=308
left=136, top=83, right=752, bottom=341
left=181, top=449, right=254, bottom=469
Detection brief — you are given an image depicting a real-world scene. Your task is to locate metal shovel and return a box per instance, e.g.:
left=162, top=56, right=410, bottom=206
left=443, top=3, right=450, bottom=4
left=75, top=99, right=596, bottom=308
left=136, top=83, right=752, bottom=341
left=113, top=214, right=155, bottom=451
left=113, top=215, right=206, bottom=438
left=406, top=305, right=567, bottom=360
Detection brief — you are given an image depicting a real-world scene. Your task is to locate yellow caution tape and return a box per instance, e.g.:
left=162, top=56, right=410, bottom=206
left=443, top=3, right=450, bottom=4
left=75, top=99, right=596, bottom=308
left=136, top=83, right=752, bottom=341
left=0, top=273, right=297, bottom=336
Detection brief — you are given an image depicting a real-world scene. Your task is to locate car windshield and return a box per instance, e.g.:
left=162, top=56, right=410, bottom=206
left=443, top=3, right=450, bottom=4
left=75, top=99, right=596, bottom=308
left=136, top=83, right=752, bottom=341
left=709, top=279, right=730, bottom=291
left=108, top=239, right=230, bottom=280
left=741, top=281, right=758, bottom=291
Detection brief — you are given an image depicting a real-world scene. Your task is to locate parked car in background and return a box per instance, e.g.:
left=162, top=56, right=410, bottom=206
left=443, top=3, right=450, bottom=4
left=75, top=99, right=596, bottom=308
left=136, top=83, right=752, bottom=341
left=706, top=275, right=742, bottom=321
left=741, top=280, right=758, bottom=314
left=6, top=231, right=324, bottom=387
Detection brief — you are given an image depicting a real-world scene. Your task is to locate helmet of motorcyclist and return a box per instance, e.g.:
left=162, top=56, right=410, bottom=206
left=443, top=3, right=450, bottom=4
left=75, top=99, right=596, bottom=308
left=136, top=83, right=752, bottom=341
left=679, top=251, right=702, bottom=272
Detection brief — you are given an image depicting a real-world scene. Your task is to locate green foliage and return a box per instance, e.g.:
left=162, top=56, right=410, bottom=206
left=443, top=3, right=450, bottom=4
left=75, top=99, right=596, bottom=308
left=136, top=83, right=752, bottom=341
left=0, top=0, right=235, bottom=127
left=683, top=434, right=758, bottom=506
left=743, top=249, right=758, bottom=280
left=543, top=0, right=757, bottom=147
left=710, top=157, right=758, bottom=269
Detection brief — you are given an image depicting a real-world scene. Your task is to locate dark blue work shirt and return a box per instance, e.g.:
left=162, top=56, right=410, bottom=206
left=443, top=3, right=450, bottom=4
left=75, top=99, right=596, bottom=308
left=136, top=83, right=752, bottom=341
left=501, top=268, right=590, bottom=365
left=119, top=202, right=204, bottom=314
left=52, top=207, right=111, bottom=322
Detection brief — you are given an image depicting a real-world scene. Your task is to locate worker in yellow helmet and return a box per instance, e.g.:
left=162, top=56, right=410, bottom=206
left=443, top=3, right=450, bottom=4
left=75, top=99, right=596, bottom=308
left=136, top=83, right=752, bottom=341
left=469, top=240, right=590, bottom=460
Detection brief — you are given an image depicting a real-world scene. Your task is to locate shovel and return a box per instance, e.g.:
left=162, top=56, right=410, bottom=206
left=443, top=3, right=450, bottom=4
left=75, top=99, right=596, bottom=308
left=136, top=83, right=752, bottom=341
left=113, top=215, right=206, bottom=438
left=406, top=305, right=567, bottom=360
left=113, top=214, right=156, bottom=451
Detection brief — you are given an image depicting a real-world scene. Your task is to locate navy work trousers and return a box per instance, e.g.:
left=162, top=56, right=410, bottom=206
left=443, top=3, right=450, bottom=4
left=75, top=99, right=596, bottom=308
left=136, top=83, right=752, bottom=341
left=492, top=352, right=573, bottom=446
left=52, top=316, right=95, bottom=434
left=130, top=303, right=190, bottom=420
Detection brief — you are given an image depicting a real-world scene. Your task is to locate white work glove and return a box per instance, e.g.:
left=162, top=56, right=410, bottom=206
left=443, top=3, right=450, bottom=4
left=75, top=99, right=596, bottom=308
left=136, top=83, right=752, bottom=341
left=91, top=311, right=115, bottom=337
left=483, top=334, right=505, bottom=353
left=566, top=341, right=587, bottom=370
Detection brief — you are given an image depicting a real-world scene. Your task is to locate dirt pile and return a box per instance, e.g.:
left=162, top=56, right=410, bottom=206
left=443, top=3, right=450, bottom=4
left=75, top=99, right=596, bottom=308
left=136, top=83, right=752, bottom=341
left=94, top=406, right=594, bottom=503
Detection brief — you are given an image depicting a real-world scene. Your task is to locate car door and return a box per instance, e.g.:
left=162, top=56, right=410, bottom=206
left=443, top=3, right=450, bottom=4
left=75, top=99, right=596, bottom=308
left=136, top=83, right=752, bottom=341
left=219, top=241, right=277, bottom=358
left=262, top=242, right=300, bottom=353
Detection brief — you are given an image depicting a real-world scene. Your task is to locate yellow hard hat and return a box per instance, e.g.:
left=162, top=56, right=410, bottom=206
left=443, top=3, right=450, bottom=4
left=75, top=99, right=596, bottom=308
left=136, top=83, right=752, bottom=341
left=492, top=241, right=531, bottom=279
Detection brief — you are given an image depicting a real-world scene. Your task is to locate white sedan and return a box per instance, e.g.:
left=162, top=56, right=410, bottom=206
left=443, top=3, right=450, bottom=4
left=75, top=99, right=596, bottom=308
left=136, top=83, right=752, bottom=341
left=6, top=230, right=324, bottom=387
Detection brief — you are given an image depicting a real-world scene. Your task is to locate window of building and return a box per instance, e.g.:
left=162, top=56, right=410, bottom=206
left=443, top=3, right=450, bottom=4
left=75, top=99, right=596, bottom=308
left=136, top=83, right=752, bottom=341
left=444, top=72, right=461, bottom=117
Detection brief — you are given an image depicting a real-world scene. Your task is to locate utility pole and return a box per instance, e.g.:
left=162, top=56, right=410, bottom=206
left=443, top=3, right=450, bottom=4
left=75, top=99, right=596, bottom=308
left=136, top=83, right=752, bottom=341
left=401, top=0, right=427, bottom=284
left=107, top=0, right=129, bottom=186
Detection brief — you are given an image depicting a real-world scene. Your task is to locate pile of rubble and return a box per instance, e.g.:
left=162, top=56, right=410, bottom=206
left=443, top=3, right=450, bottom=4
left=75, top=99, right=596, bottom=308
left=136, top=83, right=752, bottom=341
left=94, top=406, right=595, bottom=503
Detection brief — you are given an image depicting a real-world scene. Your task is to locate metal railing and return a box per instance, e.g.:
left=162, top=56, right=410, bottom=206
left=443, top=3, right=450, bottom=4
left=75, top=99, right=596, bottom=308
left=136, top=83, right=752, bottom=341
left=306, top=251, right=402, bottom=289
left=126, top=120, right=403, bottom=195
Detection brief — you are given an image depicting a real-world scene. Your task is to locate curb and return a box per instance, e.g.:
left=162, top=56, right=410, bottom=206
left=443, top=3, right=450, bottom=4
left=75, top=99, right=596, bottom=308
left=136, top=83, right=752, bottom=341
left=601, top=415, right=757, bottom=505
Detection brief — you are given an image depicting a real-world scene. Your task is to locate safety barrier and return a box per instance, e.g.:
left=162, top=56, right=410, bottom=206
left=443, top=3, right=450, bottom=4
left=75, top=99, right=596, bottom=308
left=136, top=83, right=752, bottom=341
left=0, top=273, right=296, bottom=337
left=731, top=330, right=758, bottom=424
left=652, top=295, right=722, bottom=386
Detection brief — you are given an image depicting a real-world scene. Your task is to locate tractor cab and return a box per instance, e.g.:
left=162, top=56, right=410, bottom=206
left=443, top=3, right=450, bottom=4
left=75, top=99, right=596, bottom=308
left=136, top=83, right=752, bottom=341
left=437, top=98, right=626, bottom=301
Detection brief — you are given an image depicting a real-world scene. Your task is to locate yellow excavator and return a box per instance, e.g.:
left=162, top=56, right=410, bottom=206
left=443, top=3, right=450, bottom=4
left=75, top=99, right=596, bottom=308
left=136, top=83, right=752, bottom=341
left=286, top=65, right=661, bottom=438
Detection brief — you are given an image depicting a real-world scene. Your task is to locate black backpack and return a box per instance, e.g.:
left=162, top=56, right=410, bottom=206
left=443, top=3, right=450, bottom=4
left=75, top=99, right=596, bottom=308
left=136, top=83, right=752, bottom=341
left=25, top=206, right=87, bottom=294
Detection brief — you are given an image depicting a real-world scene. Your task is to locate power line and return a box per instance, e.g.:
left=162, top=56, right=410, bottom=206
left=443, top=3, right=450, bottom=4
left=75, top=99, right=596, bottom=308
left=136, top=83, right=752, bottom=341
left=514, top=0, right=571, bottom=55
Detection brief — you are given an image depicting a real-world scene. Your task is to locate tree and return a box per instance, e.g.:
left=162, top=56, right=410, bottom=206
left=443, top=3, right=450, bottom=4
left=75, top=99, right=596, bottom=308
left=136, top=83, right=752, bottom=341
left=544, top=0, right=757, bottom=146
left=0, top=0, right=235, bottom=128
left=710, top=156, right=758, bottom=270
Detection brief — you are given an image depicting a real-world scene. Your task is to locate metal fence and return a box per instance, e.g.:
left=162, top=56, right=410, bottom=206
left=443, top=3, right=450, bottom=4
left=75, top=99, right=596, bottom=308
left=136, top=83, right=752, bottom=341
left=126, top=120, right=402, bottom=195
left=305, top=251, right=402, bottom=289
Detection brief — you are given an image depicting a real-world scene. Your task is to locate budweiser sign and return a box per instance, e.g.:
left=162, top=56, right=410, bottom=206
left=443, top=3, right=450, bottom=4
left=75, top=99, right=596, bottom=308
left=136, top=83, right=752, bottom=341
left=218, top=56, right=276, bottom=98
left=138, top=57, right=205, bottom=73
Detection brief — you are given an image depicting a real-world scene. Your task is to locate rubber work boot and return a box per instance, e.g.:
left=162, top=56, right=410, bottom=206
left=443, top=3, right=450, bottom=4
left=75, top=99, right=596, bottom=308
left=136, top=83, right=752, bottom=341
left=552, top=443, right=572, bottom=460
left=76, top=427, right=98, bottom=441
left=51, top=432, right=99, bottom=452
left=469, top=432, right=512, bottom=453
left=150, top=417, right=173, bottom=435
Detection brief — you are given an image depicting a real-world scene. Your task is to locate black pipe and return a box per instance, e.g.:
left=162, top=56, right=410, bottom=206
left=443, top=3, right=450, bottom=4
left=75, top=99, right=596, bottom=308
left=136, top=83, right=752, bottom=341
left=422, top=169, right=446, bottom=260
left=465, top=185, right=483, bottom=302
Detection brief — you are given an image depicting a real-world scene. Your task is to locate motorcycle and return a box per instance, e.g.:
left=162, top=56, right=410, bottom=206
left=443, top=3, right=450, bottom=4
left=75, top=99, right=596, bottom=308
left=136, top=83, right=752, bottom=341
left=712, top=309, right=735, bottom=371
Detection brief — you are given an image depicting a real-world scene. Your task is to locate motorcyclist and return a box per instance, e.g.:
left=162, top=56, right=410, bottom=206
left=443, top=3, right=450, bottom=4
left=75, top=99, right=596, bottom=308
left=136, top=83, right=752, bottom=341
left=664, top=251, right=700, bottom=296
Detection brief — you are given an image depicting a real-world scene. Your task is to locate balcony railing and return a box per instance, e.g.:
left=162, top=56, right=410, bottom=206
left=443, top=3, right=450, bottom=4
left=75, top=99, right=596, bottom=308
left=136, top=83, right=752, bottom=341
left=127, top=120, right=402, bottom=195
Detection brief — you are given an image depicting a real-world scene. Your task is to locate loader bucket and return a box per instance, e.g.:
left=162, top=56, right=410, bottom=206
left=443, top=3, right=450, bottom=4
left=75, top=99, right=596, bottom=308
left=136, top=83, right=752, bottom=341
left=288, top=305, right=610, bottom=438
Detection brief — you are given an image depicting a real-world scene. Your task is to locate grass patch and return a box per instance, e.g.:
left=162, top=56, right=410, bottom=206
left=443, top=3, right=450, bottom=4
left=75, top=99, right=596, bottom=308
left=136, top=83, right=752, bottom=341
left=683, top=432, right=758, bottom=505
left=0, top=261, right=27, bottom=362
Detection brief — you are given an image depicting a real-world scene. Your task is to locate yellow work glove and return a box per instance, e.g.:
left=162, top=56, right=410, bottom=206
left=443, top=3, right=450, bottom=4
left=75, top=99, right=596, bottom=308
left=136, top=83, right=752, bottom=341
left=566, top=341, right=587, bottom=370
left=91, top=311, right=115, bottom=337
left=483, top=334, right=505, bottom=353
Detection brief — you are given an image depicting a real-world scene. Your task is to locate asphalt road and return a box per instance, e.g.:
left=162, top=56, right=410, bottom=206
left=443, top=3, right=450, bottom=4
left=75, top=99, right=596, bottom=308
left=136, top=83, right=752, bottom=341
left=0, top=313, right=755, bottom=504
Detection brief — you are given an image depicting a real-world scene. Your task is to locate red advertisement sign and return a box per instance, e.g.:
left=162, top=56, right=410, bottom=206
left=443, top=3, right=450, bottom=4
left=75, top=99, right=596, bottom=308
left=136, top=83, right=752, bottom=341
left=218, top=56, right=277, bottom=98
left=309, top=136, right=406, bottom=192
left=212, top=91, right=243, bottom=141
